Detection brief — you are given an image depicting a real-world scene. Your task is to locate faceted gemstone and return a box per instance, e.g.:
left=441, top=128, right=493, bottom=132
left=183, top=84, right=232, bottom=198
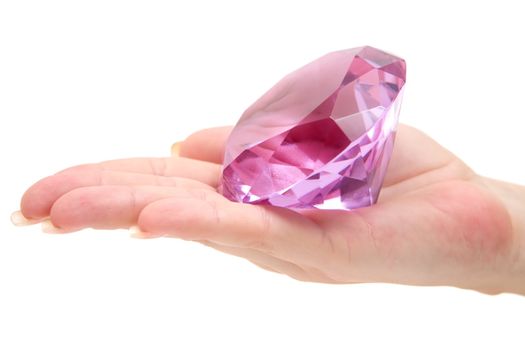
left=220, top=46, right=406, bottom=210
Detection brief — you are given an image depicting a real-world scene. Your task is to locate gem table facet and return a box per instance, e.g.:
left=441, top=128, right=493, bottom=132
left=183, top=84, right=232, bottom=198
left=220, top=46, right=406, bottom=210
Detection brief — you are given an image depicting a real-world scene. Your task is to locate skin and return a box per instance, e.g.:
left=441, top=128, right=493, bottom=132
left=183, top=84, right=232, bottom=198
left=13, top=124, right=525, bottom=295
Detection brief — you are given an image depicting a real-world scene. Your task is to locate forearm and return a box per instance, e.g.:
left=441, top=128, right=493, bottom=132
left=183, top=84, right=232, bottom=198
left=479, top=177, right=525, bottom=294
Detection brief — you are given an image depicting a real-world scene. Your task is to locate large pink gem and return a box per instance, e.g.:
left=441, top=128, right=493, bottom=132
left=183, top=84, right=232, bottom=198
left=220, top=46, right=406, bottom=210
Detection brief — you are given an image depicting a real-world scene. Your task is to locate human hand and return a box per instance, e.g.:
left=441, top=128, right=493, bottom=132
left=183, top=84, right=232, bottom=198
left=13, top=125, right=525, bottom=295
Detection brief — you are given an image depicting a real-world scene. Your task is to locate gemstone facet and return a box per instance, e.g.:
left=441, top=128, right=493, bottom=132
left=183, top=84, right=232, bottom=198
left=220, top=46, right=406, bottom=210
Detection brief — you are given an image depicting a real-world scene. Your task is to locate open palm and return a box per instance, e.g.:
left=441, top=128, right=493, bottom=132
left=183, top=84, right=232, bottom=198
left=17, top=125, right=519, bottom=293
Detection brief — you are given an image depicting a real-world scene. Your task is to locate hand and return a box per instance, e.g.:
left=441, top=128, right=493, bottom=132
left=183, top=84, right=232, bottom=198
left=13, top=125, right=525, bottom=295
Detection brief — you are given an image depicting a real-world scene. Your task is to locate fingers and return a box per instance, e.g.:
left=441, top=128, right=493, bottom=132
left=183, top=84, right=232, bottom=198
left=48, top=185, right=210, bottom=231
left=179, top=126, right=232, bottom=164
left=21, top=169, right=213, bottom=220
left=136, top=190, right=345, bottom=272
left=59, top=157, right=221, bottom=185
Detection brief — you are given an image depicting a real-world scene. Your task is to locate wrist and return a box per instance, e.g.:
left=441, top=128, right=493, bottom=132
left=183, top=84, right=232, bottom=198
left=476, top=176, right=525, bottom=294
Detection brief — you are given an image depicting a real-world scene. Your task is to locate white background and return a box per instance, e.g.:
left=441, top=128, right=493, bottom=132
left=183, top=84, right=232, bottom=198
left=1, top=1, right=524, bottom=349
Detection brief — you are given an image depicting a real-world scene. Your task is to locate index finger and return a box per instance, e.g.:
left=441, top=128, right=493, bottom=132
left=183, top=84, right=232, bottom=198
left=179, top=126, right=231, bottom=164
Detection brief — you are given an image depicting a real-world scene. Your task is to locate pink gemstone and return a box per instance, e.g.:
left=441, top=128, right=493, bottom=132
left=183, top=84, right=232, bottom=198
left=220, top=46, right=406, bottom=210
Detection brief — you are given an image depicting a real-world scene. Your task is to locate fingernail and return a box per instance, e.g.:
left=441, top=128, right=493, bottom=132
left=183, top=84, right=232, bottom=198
left=41, top=220, right=68, bottom=234
left=10, top=211, right=45, bottom=226
left=129, top=225, right=163, bottom=239
left=171, top=142, right=182, bottom=156
left=129, top=225, right=144, bottom=238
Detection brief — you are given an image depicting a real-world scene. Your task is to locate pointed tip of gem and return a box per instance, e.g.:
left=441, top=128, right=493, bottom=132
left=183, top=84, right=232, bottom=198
left=221, top=46, right=405, bottom=210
